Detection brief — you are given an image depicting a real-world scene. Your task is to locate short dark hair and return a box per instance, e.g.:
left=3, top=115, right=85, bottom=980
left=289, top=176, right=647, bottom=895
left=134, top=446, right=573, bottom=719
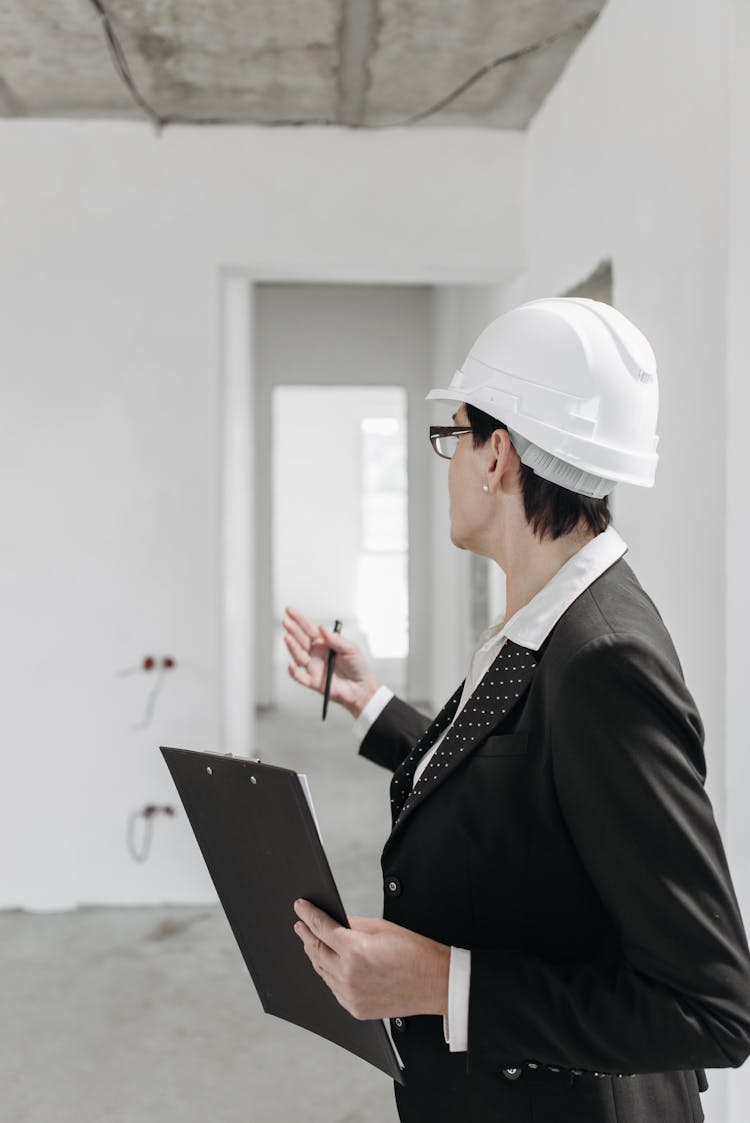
left=465, top=403, right=611, bottom=542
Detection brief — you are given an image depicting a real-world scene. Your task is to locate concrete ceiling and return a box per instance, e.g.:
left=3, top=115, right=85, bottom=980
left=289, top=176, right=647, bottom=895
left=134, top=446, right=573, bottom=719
left=0, top=0, right=606, bottom=129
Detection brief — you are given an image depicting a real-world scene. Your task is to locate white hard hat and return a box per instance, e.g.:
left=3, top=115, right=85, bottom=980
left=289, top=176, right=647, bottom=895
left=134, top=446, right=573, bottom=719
left=426, top=297, right=659, bottom=498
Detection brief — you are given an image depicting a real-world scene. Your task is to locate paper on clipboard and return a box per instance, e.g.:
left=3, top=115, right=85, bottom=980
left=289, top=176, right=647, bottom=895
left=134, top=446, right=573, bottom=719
left=296, top=773, right=325, bottom=844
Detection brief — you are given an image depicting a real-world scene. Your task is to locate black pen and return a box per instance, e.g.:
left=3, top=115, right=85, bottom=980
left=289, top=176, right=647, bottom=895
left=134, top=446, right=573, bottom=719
left=322, top=619, right=343, bottom=720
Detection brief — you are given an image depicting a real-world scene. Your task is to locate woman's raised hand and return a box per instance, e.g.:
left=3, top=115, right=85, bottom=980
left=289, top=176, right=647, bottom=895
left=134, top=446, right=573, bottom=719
left=283, top=607, right=381, bottom=718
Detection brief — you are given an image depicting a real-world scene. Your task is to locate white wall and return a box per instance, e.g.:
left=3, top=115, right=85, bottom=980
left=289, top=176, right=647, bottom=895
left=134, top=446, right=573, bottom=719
left=0, top=122, right=523, bottom=910
left=505, top=1, right=735, bottom=1116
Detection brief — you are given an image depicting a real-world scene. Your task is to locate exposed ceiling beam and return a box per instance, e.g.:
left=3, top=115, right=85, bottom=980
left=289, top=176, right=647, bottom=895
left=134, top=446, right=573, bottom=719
left=336, top=0, right=380, bottom=127
left=0, top=0, right=606, bottom=131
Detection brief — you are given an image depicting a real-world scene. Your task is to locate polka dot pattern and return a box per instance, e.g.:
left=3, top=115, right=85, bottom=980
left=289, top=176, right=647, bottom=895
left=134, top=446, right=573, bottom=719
left=389, top=641, right=538, bottom=828
left=388, top=681, right=463, bottom=825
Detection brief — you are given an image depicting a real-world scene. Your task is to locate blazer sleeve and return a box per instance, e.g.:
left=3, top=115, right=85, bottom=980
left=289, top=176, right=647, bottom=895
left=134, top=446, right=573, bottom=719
left=358, top=695, right=434, bottom=773
left=468, top=633, right=750, bottom=1074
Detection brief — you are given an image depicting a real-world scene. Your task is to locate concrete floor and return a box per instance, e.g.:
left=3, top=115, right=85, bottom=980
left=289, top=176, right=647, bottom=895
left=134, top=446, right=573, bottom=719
left=2, top=666, right=410, bottom=1123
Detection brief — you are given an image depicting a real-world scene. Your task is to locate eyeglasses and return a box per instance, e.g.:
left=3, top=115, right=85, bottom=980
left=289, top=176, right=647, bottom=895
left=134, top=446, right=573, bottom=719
left=429, top=425, right=473, bottom=459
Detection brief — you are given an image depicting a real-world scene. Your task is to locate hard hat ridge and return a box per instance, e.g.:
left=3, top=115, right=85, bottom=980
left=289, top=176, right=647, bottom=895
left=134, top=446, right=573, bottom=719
left=556, top=297, right=657, bottom=386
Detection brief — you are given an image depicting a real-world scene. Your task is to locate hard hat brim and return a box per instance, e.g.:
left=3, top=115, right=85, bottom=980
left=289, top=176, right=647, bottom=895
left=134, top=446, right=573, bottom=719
left=424, top=384, right=656, bottom=490
left=425, top=386, right=482, bottom=408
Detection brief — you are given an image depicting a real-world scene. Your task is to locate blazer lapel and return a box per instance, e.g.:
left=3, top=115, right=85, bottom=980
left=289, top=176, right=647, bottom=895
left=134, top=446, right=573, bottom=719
left=384, top=640, right=538, bottom=853
left=388, top=681, right=465, bottom=823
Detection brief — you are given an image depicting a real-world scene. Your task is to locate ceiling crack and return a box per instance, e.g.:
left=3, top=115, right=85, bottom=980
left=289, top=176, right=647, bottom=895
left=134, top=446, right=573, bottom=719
left=378, top=10, right=600, bottom=128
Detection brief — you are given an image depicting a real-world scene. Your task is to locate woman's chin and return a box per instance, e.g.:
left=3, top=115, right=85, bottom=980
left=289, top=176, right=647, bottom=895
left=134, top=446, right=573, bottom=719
left=449, top=525, right=467, bottom=550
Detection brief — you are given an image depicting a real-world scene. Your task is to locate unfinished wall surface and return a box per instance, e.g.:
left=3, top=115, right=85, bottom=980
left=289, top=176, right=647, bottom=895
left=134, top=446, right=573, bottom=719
left=3, top=17, right=748, bottom=1112
left=0, top=122, right=523, bottom=911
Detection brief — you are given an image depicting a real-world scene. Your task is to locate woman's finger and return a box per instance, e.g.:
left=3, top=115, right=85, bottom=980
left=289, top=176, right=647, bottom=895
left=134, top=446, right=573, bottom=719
left=285, top=606, right=322, bottom=644
left=283, top=612, right=316, bottom=653
left=288, top=661, right=315, bottom=689
left=295, top=921, right=340, bottom=976
left=284, top=632, right=311, bottom=668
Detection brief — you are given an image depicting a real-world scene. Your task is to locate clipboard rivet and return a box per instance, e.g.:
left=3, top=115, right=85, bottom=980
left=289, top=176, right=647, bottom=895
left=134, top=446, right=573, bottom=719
left=206, top=767, right=213, bottom=775
left=250, top=776, right=257, bottom=784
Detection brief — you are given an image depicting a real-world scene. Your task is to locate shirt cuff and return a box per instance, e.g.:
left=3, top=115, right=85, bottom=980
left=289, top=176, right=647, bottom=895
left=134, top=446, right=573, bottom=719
left=442, top=946, right=470, bottom=1052
left=352, top=685, right=395, bottom=743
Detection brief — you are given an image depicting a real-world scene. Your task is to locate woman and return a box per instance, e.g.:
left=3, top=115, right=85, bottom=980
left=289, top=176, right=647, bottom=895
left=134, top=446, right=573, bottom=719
left=284, top=298, right=750, bottom=1123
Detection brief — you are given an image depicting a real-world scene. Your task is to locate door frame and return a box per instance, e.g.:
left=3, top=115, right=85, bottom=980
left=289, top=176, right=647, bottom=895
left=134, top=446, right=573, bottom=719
left=219, top=268, right=444, bottom=757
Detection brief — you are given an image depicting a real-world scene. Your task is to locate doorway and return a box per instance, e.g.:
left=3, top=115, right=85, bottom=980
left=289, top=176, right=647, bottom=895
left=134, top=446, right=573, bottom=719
left=254, top=282, right=433, bottom=711
left=272, top=385, right=409, bottom=696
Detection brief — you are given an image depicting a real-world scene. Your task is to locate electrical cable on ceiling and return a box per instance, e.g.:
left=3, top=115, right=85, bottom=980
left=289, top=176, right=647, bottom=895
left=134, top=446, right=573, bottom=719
left=88, top=0, right=166, bottom=130
left=87, top=2, right=600, bottom=132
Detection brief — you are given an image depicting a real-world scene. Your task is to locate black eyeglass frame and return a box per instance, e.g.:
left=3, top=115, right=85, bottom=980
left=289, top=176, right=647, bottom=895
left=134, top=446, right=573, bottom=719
left=429, top=425, right=474, bottom=460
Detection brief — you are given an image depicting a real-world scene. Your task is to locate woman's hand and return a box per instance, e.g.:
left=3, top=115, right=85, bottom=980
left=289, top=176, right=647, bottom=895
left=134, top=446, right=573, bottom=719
left=283, top=606, right=381, bottom=718
left=293, top=899, right=450, bottom=1021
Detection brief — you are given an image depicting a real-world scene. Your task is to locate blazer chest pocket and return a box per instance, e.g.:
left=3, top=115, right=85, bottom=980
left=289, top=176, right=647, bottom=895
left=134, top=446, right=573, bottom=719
left=475, top=732, right=527, bottom=757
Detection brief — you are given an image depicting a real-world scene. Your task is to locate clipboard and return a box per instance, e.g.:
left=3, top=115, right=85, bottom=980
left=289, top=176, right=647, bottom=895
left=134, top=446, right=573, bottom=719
left=160, top=745, right=405, bottom=1085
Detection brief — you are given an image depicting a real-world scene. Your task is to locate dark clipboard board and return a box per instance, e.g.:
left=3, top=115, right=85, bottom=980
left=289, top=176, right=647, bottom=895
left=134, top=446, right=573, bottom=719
left=160, top=745, right=405, bottom=1085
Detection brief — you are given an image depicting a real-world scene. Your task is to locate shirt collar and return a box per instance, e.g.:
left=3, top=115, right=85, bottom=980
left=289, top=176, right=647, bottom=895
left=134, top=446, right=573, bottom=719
left=478, top=525, right=628, bottom=654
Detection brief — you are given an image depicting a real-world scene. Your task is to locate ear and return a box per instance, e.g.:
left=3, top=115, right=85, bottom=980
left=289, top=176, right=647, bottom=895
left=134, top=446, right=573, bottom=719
left=486, top=429, right=520, bottom=492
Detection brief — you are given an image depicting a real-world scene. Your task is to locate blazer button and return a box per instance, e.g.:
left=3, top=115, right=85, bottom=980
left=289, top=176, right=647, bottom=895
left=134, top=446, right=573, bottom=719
left=385, top=876, right=402, bottom=897
left=502, top=1068, right=522, bottom=1080
left=393, top=1017, right=407, bottom=1033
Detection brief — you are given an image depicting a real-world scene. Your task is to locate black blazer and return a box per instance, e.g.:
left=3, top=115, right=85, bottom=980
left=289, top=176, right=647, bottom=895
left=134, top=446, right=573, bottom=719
left=359, top=556, right=750, bottom=1123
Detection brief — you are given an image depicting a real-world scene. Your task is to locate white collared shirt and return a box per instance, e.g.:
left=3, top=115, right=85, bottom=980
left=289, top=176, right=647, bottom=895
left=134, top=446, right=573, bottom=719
left=354, top=525, right=628, bottom=1051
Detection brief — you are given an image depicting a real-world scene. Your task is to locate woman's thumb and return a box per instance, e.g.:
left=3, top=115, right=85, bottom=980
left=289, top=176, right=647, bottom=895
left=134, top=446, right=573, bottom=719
left=319, top=625, right=351, bottom=651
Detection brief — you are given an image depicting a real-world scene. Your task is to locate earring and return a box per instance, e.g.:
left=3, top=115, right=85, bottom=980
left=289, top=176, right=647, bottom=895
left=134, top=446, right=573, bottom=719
left=482, top=484, right=490, bottom=492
